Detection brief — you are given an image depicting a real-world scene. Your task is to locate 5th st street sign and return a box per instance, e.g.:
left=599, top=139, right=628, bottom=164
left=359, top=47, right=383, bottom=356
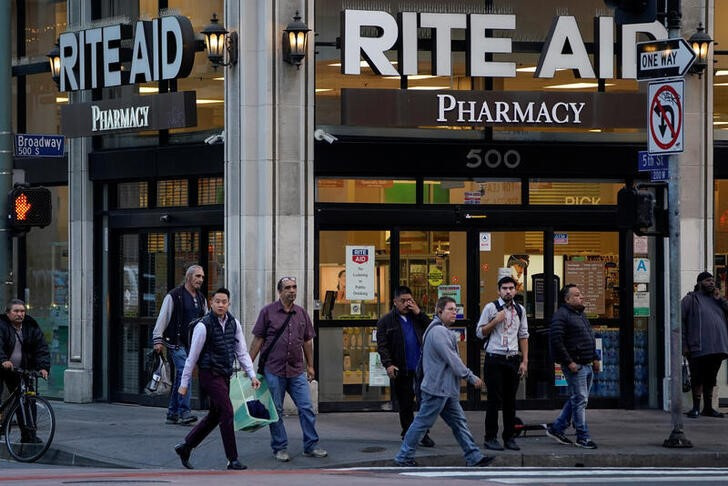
left=636, top=38, right=696, bottom=80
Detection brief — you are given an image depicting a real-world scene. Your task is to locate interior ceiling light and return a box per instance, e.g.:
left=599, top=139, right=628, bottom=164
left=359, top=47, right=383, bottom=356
left=545, top=82, right=614, bottom=89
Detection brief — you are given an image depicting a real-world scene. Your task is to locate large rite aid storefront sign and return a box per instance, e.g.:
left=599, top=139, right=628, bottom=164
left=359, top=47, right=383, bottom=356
left=340, top=10, right=667, bottom=128
left=59, top=15, right=198, bottom=136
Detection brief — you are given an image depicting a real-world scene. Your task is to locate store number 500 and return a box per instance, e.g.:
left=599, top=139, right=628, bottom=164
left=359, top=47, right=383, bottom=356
left=465, top=149, right=521, bottom=169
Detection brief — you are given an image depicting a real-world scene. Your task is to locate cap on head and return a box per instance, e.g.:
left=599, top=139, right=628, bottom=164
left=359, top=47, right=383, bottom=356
left=697, top=271, right=714, bottom=283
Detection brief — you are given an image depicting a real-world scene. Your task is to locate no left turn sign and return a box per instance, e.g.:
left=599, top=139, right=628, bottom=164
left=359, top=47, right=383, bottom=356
left=648, top=80, right=684, bottom=154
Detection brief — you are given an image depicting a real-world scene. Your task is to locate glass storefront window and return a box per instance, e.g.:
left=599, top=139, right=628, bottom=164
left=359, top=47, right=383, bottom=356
left=198, top=177, right=224, bottom=205
left=400, top=231, right=467, bottom=318
left=157, top=180, right=189, bottom=207
left=169, top=0, right=224, bottom=141
left=118, top=182, right=149, bottom=209
left=529, top=180, right=621, bottom=205
left=316, top=178, right=416, bottom=204
left=424, top=179, right=521, bottom=204
left=315, top=0, right=642, bottom=138
left=173, top=232, right=201, bottom=288
left=207, top=231, right=225, bottom=291
left=26, top=186, right=69, bottom=399
left=318, top=230, right=390, bottom=320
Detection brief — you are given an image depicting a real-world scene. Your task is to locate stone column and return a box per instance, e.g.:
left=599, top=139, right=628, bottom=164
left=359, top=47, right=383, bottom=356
left=64, top=0, right=94, bottom=403
left=225, top=0, right=313, bottom=331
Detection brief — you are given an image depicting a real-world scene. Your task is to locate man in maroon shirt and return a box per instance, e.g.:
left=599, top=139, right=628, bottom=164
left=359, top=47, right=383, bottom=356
left=250, top=276, right=327, bottom=462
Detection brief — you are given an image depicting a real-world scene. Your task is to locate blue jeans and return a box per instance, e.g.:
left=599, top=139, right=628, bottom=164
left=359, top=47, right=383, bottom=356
left=395, top=391, right=484, bottom=466
left=265, top=371, right=319, bottom=453
left=167, top=347, right=192, bottom=419
left=552, top=364, right=593, bottom=441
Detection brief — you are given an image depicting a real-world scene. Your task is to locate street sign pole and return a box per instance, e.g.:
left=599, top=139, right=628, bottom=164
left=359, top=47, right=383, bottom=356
left=662, top=5, right=691, bottom=449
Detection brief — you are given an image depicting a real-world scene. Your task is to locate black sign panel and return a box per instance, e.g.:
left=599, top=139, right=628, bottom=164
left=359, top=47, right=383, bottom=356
left=341, top=89, right=645, bottom=129
left=61, top=91, right=197, bottom=138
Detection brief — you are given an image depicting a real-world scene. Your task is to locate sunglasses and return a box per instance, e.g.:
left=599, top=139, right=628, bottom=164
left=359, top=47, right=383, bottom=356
left=277, top=276, right=297, bottom=289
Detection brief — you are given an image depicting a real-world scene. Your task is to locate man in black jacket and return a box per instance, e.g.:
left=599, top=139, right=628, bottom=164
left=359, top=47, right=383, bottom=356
left=376, top=286, right=434, bottom=447
left=0, top=299, right=50, bottom=396
left=546, top=284, right=600, bottom=449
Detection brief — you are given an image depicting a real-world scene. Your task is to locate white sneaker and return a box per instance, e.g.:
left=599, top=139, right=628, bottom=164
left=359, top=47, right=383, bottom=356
left=274, top=450, right=290, bottom=462
left=303, top=447, right=328, bottom=458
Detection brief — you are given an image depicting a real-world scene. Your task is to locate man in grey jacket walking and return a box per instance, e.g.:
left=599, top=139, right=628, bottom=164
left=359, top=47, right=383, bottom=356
left=394, top=296, right=494, bottom=467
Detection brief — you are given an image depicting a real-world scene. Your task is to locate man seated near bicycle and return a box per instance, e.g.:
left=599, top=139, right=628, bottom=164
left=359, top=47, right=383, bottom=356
left=0, top=299, right=50, bottom=441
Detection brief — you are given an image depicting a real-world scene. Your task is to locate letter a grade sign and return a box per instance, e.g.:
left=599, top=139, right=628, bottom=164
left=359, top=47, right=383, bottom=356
left=648, top=80, right=684, bottom=154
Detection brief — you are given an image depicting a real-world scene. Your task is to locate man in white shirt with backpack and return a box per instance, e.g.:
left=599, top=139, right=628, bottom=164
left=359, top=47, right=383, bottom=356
left=476, top=276, right=529, bottom=452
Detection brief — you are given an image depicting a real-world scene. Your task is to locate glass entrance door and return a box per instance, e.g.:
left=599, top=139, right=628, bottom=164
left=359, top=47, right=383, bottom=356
left=111, top=229, right=224, bottom=403
left=476, top=231, right=549, bottom=403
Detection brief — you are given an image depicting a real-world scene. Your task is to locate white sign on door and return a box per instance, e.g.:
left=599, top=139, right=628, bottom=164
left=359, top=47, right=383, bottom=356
left=634, top=258, right=650, bottom=283
left=346, top=245, right=375, bottom=300
left=479, top=232, right=491, bottom=251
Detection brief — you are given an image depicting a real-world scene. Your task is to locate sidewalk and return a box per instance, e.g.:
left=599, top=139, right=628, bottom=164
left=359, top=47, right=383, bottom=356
left=6, top=401, right=728, bottom=469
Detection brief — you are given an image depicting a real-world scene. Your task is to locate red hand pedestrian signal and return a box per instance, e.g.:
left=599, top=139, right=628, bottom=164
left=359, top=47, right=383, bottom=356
left=7, top=185, right=52, bottom=231
left=14, top=193, right=32, bottom=221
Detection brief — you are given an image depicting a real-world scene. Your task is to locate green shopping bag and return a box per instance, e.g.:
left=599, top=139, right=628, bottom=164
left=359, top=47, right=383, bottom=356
left=229, top=372, right=279, bottom=432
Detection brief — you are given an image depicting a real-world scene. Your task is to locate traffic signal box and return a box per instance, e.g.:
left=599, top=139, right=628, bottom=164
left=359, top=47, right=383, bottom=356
left=604, top=0, right=657, bottom=24
left=7, top=185, right=52, bottom=231
left=617, top=186, right=667, bottom=236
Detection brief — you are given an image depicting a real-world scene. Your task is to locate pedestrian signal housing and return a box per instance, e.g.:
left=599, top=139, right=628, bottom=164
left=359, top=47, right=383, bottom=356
left=8, top=185, right=52, bottom=230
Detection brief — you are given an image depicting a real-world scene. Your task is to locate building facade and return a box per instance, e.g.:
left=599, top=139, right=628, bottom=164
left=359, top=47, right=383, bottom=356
left=6, top=0, right=726, bottom=413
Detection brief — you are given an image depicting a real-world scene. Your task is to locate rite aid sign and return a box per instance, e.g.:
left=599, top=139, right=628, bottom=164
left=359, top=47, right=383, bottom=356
left=341, top=10, right=668, bottom=80
left=58, top=15, right=195, bottom=92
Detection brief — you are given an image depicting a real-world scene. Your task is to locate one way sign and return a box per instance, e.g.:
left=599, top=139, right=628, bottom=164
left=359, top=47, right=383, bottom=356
left=636, top=38, right=696, bottom=80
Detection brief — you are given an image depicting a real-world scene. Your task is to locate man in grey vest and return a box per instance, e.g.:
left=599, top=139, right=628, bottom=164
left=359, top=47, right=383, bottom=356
left=153, top=265, right=208, bottom=425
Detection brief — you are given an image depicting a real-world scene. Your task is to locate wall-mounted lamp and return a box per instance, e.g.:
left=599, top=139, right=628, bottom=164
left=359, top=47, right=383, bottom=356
left=689, top=23, right=713, bottom=77
left=283, top=11, right=310, bottom=69
left=47, top=42, right=61, bottom=84
left=201, top=13, right=237, bottom=67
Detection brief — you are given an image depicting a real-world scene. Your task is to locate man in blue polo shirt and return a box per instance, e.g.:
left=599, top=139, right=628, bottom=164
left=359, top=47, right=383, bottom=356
left=377, top=285, right=434, bottom=447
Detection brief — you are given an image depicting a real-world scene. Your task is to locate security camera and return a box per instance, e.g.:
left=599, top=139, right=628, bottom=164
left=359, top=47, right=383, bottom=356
left=160, top=214, right=170, bottom=223
left=314, top=129, right=338, bottom=144
left=204, top=131, right=225, bottom=145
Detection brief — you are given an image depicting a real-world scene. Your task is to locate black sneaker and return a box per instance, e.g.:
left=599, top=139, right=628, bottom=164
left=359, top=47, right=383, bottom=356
left=546, top=427, right=573, bottom=445
left=419, top=433, right=435, bottom=448
left=471, top=456, right=495, bottom=467
left=575, top=438, right=597, bottom=449
left=686, top=409, right=700, bottom=419
left=178, top=414, right=198, bottom=425
left=483, top=438, right=504, bottom=451
left=165, top=415, right=179, bottom=425
left=503, top=438, right=520, bottom=451
left=394, top=458, right=418, bottom=467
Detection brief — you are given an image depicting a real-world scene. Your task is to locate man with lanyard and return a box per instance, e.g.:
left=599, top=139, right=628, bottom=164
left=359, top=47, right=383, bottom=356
left=376, top=285, right=434, bottom=447
left=476, top=276, right=529, bottom=452
left=152, top=265, right=207, bottom=425
left=250, top=276, right=327, bottom=462
left=174, top=288, right=260, bottom=470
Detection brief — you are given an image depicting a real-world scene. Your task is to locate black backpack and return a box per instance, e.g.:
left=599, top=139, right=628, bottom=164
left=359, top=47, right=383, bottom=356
left=413, top=321, right=442, bottom=401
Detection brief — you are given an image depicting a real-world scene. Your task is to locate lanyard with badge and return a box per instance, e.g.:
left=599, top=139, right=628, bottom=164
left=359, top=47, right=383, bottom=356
left=501, top=306, right=517, bottom=351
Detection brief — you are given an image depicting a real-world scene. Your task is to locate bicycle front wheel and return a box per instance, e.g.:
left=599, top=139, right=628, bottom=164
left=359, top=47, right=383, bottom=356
left=4, top=395, right=55, bottom=462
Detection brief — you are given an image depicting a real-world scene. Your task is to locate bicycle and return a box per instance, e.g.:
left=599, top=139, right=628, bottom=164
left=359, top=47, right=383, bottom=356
left=0, top=368, right=55, bottom=462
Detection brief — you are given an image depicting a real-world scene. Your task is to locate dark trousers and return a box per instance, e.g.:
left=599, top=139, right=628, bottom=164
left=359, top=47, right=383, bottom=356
left=392, top=372, right=416, bottom=436
left=688, top=354, right=725, bottom=389
left=185, top=369, right=238, bottom=461
left=484, top=355, right=520, bottom=441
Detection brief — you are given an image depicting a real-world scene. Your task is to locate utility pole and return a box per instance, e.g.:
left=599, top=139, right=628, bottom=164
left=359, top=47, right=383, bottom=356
left=0, top=1, right=13, bottom=305
left=662, top=0, right=691, bottom=449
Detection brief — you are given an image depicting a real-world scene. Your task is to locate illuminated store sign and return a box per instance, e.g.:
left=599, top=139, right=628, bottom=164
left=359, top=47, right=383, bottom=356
left=341, top=89, right=645, bottom=128
left=58, top=15, right=195, bottom=92
left=341, top=10, right=667, bottom=80
left=61, top=91, right=197, bottom=137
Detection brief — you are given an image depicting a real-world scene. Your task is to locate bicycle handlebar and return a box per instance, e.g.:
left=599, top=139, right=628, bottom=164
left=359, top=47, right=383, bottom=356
left=8, top=368, right=44, bottom=379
